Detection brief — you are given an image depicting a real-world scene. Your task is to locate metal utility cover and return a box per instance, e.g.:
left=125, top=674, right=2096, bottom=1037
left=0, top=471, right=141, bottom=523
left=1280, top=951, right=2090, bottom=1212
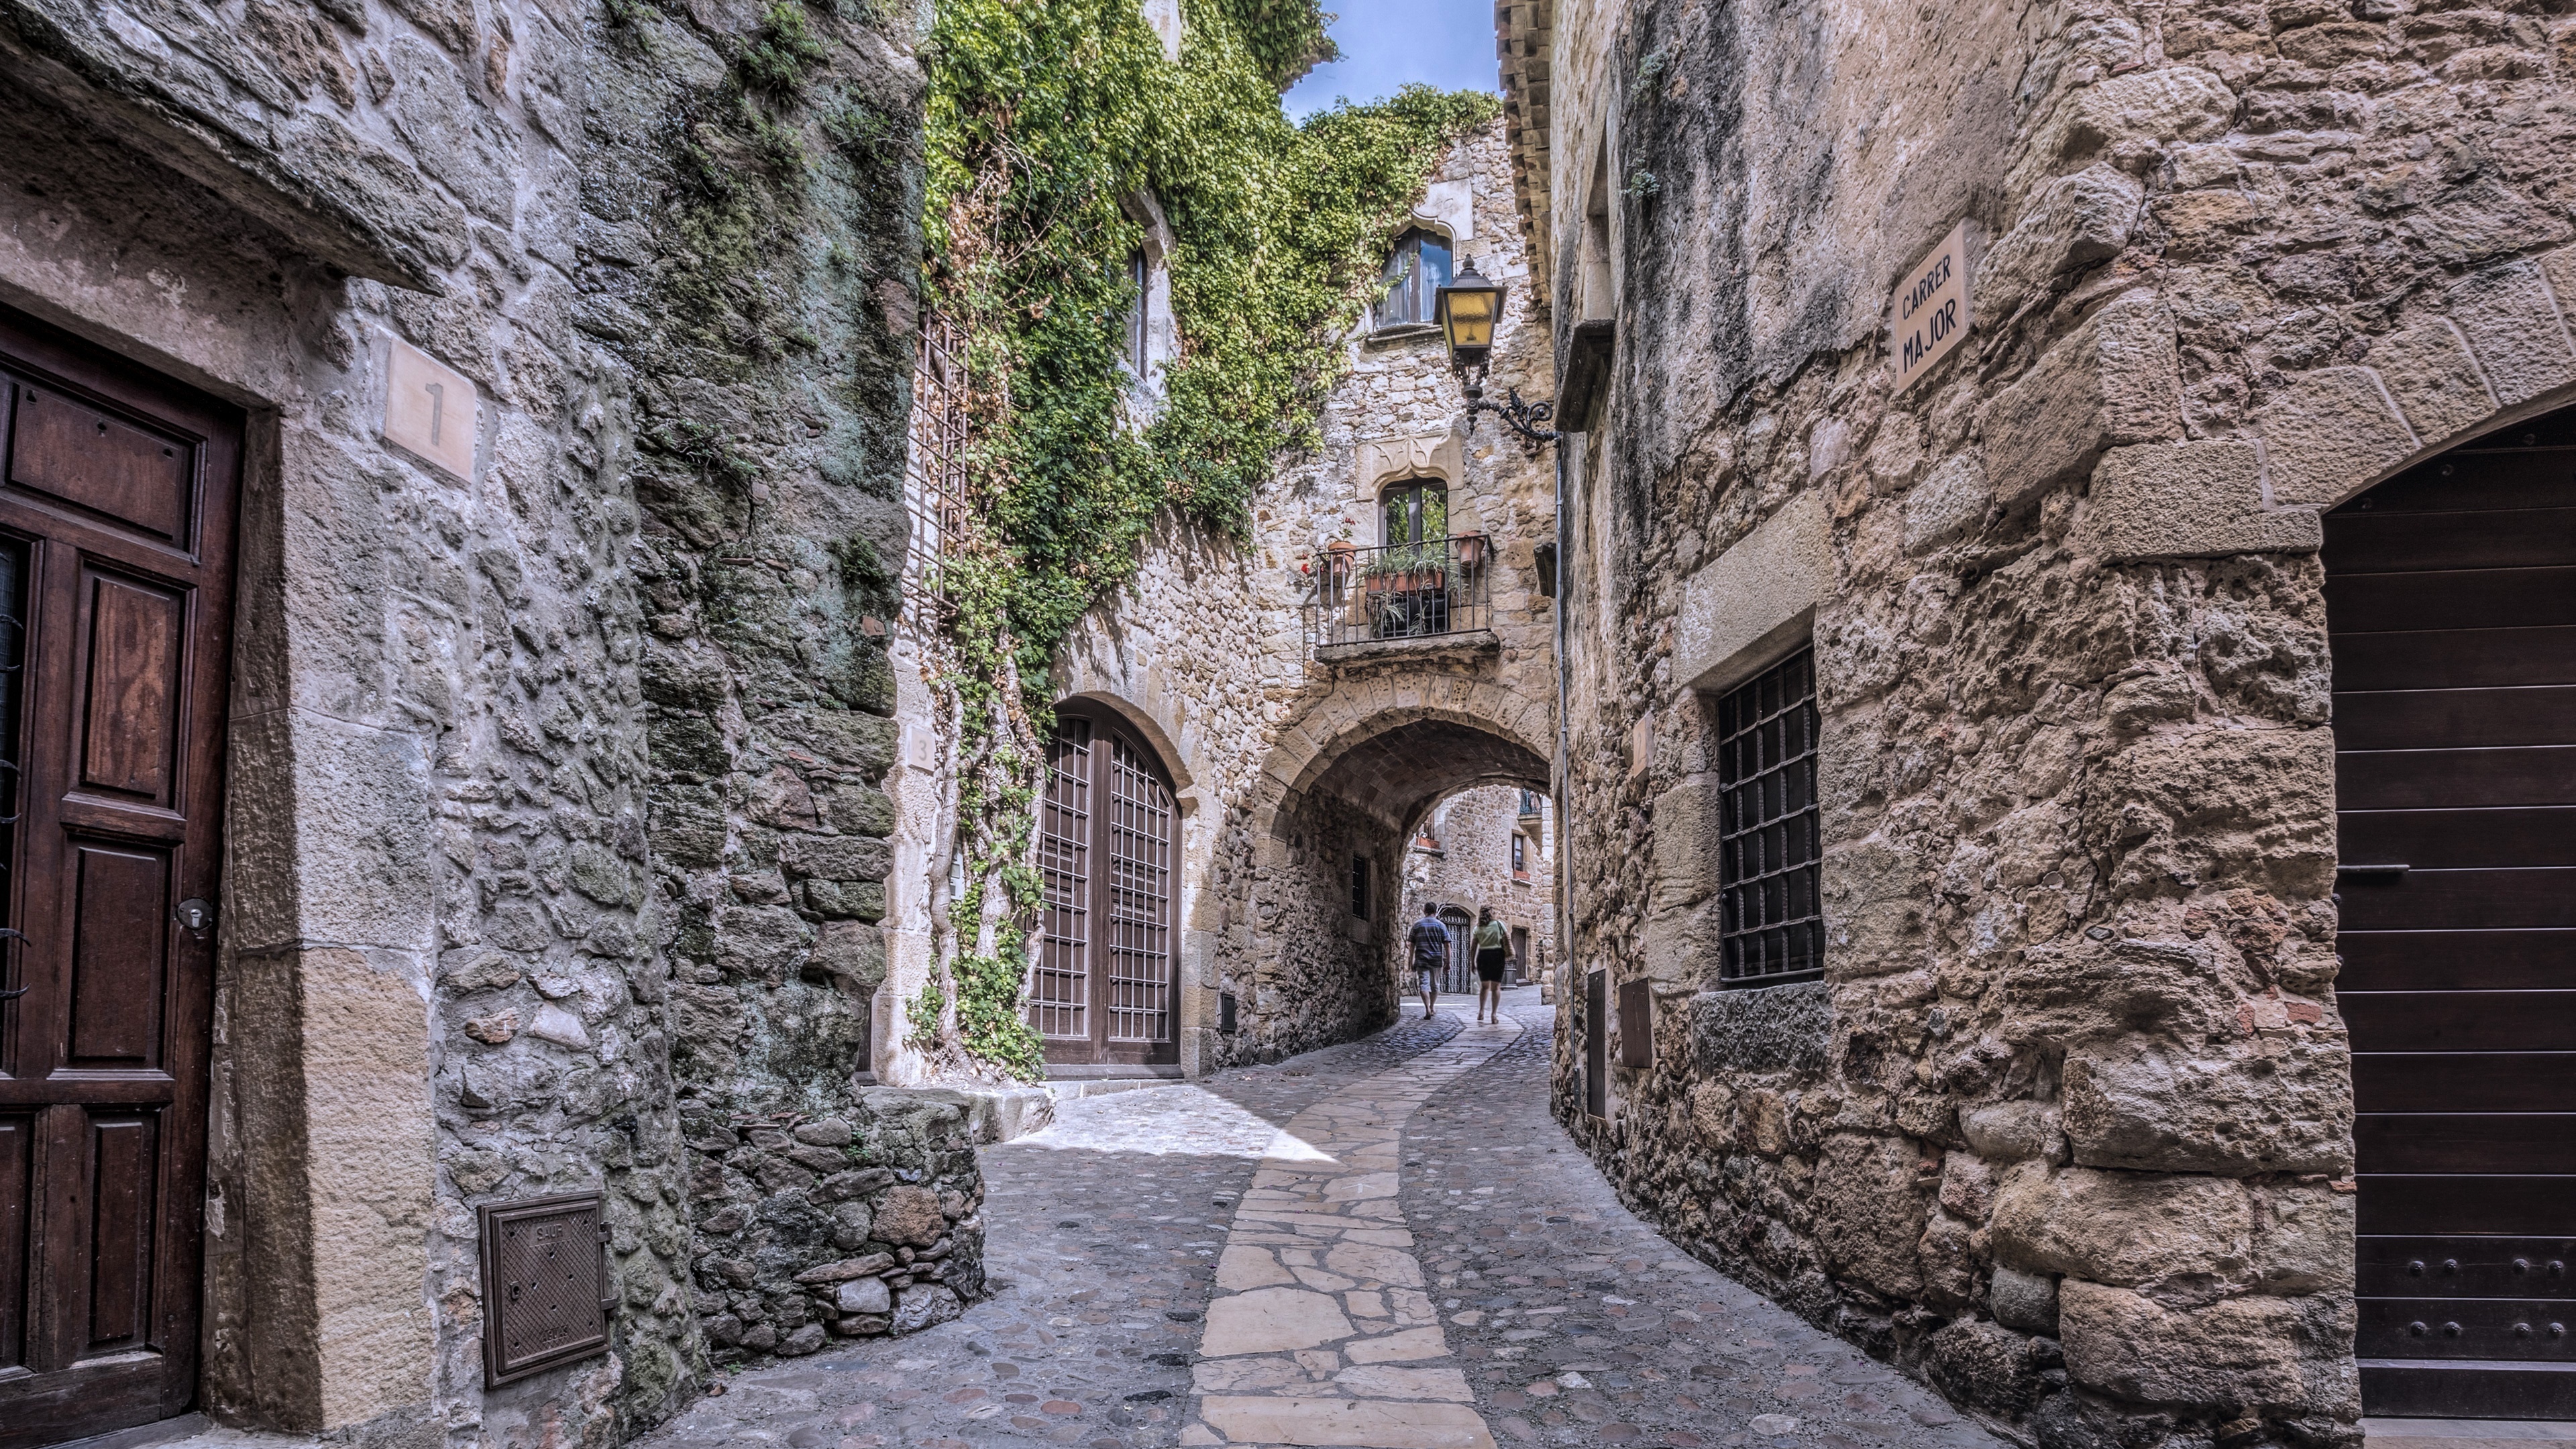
left=479, top=1191, right=614, bottom=1386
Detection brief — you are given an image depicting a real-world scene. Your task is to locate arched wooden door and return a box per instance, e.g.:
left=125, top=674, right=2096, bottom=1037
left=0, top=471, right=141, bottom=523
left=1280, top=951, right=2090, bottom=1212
left=2325, top=411, right=2576, bottom=1417
left=1032, top=704, right=1179, bottom=1067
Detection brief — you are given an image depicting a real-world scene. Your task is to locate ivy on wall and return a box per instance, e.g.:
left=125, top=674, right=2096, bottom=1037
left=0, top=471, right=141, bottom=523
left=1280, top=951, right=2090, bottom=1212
left=908, top=0, right=1496, bottom=1076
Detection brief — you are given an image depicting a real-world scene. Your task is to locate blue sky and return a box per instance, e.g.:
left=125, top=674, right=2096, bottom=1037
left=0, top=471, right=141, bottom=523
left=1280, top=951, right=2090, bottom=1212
left=1281, top=1, right=1500, bottom=120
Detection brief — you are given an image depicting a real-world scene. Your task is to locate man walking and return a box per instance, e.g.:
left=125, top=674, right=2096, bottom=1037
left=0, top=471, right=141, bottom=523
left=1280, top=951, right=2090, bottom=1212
left=1407, top=902, right=1450, bottom=1020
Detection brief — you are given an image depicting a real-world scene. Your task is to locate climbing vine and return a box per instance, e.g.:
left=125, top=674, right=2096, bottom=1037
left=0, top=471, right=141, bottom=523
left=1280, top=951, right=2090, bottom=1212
left=906, top=0, right=1497, bottom=1077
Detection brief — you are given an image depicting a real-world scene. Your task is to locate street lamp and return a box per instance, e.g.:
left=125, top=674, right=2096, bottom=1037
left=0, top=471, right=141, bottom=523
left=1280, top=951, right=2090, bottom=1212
left=1434, top=258, right=1558, bottom=449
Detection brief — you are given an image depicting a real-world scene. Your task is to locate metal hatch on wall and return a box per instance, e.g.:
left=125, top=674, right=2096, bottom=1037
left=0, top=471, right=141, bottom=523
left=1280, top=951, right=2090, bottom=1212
left=2324, top=407, right=2576, bottom=1419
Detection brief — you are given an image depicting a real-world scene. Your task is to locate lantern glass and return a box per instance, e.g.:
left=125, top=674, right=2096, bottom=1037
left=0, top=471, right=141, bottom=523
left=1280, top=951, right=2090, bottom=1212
left=1436, top=265, right=1503, bottom=368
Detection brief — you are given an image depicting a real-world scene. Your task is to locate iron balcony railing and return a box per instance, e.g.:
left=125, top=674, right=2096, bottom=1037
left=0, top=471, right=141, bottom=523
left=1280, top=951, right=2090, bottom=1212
left=1307, top=535, right=1493, bottom=652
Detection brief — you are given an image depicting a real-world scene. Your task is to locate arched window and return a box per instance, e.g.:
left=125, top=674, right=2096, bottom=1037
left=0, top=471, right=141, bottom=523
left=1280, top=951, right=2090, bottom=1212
left=1380, top=477, right=1448, bottom=547
left=1375, top=227, right=1452, bottom=329
left=1034, top=703, right=1179, bottom=1066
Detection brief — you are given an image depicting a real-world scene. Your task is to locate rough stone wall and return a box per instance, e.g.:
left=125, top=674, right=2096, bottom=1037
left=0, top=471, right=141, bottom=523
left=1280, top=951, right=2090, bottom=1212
left=1048, top=120, right=1560, bottom=1075
left=0, top=0, right=969, bottom=1442
left=574, top=0, right=973, bottom=1371
left=1399, top=785, right=1556, bottom=975
left=1504, top=0, right=2576, bottom=1442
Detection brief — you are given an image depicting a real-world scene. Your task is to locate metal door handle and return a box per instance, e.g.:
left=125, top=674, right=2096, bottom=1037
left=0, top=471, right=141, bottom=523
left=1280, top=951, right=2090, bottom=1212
left=2336, top=863, right=2409, bottom=879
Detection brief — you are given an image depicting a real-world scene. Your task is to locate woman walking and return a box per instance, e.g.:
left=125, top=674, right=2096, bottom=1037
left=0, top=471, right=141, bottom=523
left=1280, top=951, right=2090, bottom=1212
left=1472, top=908, right=1510, bottom=1023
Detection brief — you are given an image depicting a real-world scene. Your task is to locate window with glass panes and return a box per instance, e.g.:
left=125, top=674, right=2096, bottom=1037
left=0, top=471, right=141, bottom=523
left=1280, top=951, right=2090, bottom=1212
left=1375, top=228, right=1452, bottom=329
left=1716, top=647, right=1822, bottom=986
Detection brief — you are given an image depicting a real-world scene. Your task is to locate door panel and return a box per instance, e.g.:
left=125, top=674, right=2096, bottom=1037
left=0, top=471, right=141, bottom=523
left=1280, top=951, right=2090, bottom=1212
left=2330, top=435, right=2576, bottom=1417
left=77, top=573, right=184, bottom=804
left=0, top=305, right=236, bottom=1446
left=1034, top=708, right=1177, bottom=1067
left=66, top=843, right=172, bottom=1070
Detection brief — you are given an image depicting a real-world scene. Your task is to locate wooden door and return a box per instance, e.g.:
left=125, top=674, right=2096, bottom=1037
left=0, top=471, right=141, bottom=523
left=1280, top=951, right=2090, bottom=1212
left=2325, top=423, right=2576, bottom=1418
left=1033, top=706, right=1178, bottom=1067
left=0, top=307, right=237, bottom=1446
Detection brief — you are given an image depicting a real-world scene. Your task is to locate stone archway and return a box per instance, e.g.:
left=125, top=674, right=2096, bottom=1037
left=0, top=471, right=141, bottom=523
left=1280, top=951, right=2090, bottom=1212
left=1218, top=685, right=1552, bottom=1067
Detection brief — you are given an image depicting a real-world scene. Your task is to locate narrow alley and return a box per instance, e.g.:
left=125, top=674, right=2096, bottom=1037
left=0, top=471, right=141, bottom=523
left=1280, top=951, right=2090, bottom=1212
left=639, top=990, right=1998, bottom=1449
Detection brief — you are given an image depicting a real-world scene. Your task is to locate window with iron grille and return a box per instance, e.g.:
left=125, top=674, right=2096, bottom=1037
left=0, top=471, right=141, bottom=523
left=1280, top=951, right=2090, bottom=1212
left=1349, top=853, right=1372, bottom=920
left=1510, top=833, right=1527, bottom=877
left=1717, top=647, right=1822, bottom=987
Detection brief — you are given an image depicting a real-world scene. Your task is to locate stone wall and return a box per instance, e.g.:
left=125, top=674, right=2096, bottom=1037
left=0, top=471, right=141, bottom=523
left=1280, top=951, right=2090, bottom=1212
left=1501, top=0, right=2576, bottom=1442
left=1046, top=120, right=1561, bottom=1076
left=1400, top=784, right=1556, bottom=979
left=0, top=0, right=969, bottom=1442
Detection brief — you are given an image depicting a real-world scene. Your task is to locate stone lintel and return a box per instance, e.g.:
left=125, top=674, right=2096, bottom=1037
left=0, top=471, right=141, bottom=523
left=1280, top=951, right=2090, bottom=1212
left=1674, top=491, right=1830, bottom=695
left=2074, top=441, right=2322, bottom=562
left=1315, top=629, right=1501, bottom=669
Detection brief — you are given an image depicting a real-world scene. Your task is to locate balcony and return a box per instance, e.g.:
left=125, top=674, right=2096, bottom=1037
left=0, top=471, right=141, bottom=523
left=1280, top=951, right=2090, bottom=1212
left=1305, top=535, right=1498, bottom=665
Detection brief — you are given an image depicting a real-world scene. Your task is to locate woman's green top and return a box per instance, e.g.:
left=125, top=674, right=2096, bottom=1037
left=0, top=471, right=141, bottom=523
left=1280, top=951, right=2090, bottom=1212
left=1474, top=918, right=1508, bottom=952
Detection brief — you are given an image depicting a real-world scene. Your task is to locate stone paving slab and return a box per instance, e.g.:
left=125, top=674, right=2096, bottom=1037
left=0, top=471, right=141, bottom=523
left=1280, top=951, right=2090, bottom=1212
left=1403, top=994, right=2003, bottom=1449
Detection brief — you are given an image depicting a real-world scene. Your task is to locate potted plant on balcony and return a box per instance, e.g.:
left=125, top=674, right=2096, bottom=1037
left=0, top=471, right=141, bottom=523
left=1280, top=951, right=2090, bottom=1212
left=1452, top=531, right=1489, bottom=569
left=1362, top=541, right=1446, bottom=596
left=1324, top=539, right=1358, bottom=589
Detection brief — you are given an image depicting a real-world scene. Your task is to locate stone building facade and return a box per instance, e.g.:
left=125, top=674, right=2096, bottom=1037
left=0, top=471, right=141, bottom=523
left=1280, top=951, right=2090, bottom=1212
left=1400, top=784, right=1557, bottom=986
left=1026, top=119, right=1563, bottom=1077
left=1503, top=0, right=2576, bottom=1442
left=0, top=2, right=978, bottom=1446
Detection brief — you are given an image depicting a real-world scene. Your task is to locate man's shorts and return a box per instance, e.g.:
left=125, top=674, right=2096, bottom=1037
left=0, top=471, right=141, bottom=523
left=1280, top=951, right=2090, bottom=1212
left=1416, top=966, right=1439, bottom=994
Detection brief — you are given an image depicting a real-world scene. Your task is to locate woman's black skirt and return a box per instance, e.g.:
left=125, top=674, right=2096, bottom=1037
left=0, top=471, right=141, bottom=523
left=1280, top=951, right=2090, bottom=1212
left=1476, top=948, right=1509, bottom=982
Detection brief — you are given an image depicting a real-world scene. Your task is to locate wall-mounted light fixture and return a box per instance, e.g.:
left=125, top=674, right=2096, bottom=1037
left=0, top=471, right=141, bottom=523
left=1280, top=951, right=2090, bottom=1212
left=1434, top=258, right=1559, bottom=451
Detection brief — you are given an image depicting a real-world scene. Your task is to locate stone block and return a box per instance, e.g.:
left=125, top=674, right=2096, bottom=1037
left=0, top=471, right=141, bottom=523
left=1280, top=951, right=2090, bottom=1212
left=871, top=1185, right=947, bottom=1247
left=1902, top=453, right=1990, bottom=555
left=2074, top=441, right=2322, bottom=561
left=779, top=834, right=892, bottom=881
left=2445, top=258, right=2576, bottom=407
left=2057, top=67, right=2240, bottom=164
left=1690, top=979, right=1831, bottom=1075
left=2255, top=1183, right=2357, bottom=1295
left=1978, top=164, right=2145, bottom=321
left=1641, top=900, right=1719, bottom=985
left=2258, top=366, right=2418, bottom=506
left=1980, top=290, right=2180, bottom=508
left=1923, top=1318, right=2053, bottom=1419
left=1811, top=1134, right=1929, bottom=1299
left=2370, top=319, right=2500, bottom=448
left=813, top=921, right=887, bottom=996
left=2063, top=1035, right=2353, bottom=1176
left=1988, top=1163, right=2251, bottom=1287
left=2000, top=936, right=2235, bottom=1045
left=1990, top=1265, right=2061, bottom=1334
left=1960, top=1102, right=2065, bottom=1165
left=1650, top=775, right=1719, bottom=909
left=1819, top=839, right=1926, bottom=974
left=2057, top=1281, right=2312, bottom=1411
left=1673, top=491, right=1830, bottom=694
left=833, top=1277, right=892, bottom=1316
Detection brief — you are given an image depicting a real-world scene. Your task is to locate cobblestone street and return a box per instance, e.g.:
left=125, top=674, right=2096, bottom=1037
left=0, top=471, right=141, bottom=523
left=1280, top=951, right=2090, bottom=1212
left=639, top=990, right=2002, bottom=1449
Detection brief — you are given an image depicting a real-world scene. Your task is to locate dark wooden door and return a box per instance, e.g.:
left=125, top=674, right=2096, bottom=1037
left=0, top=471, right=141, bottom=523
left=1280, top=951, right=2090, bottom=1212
left=0, top=307, right=237, bottom=1446
left=1033, top=706, right=1178, bottom=1067
left=2325, top=424, right=2576, bottom=1418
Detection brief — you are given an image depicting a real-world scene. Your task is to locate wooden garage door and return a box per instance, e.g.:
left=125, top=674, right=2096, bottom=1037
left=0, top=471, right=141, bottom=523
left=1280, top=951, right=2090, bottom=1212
left=2326, top=421, right=2576, bottom=1418
left=0, top=308, right=238, bottom=1446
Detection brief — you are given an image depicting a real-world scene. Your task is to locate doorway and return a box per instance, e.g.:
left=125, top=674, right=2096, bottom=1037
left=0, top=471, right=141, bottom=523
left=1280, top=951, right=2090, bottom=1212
left=0, top=307, right=240, bottom=1445
left=1032, top=703, right=1180, bottom=1067
left=2325, top=411, right=2575, bottom=1417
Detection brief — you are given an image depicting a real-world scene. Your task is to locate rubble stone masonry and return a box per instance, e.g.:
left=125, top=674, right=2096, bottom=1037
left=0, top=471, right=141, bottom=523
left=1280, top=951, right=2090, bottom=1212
left=1505, top=0, right=2576, bottom=1444
left=0, top=1, right=970, bottom=1445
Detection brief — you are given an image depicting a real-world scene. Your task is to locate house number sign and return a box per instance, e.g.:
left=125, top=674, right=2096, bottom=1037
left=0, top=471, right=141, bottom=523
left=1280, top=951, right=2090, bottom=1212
left=383, top=335, right=478, bottom=480
left=1890, top=220, right=1974, bottom=394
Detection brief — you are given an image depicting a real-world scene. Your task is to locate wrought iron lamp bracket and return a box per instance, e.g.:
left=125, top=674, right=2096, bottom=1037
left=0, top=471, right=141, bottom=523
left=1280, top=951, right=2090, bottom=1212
left=1457, top=364, right=1560, bottom=454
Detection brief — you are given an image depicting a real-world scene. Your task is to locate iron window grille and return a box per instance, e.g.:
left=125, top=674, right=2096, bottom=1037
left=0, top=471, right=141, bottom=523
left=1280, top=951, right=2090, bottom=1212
left=1349, top=853, right=1372, bottom=919
left=1717, top=647, right=1823, bottom=987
